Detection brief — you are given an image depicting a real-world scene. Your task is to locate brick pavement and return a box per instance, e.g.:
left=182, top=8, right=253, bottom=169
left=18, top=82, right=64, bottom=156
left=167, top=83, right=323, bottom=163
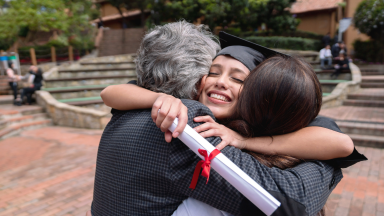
left=0, top=126, right=101, bottom=216
left=0, top=125, right=379, bottom=216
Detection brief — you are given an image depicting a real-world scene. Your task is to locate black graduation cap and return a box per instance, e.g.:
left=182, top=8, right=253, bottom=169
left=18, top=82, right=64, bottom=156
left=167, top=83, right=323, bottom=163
left=219, top=31, right=289, bottom=59
left=216, top=31, right=289, bottom=71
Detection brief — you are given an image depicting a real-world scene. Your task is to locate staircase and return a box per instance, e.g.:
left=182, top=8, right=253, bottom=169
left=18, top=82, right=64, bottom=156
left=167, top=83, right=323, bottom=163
left=0, top=96, right=52, bottom=139
left=320, top=68, right=384, bottom=148
left=43, top=55, right=137, bottom=112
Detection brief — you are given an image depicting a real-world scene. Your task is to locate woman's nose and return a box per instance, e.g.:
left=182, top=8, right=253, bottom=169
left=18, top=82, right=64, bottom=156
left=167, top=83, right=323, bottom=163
left=215, top=77, right=229, bottom=89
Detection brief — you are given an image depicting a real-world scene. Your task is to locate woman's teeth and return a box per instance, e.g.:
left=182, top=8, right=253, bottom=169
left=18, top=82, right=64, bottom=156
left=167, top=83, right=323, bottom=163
left=210, top=93, right=229, bottom=102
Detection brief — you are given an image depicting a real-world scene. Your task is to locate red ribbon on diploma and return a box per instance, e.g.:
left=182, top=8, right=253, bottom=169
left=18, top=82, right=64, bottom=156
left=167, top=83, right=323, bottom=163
left=189, top=148, right=221, bottom=189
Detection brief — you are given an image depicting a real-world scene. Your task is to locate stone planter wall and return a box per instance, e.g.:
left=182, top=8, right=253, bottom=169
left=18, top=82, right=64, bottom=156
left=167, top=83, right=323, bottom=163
left=36, top=91, right=108, bottom=129
left=322, top=63, right=361, bottom=109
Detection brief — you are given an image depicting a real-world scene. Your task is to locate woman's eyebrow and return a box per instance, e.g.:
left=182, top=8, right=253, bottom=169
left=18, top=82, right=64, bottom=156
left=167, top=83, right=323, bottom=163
left=231, top=68, right=247, bottom=75
left=210, top=64, right=222, bottom=69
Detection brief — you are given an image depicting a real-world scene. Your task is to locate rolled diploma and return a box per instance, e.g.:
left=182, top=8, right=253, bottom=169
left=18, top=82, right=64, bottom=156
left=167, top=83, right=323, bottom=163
left=168, top=118, right=281, bottom=216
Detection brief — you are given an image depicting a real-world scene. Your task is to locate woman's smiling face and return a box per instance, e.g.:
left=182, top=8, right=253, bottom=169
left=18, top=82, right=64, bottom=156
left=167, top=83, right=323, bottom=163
left=199, top=55, right=250, bottom=120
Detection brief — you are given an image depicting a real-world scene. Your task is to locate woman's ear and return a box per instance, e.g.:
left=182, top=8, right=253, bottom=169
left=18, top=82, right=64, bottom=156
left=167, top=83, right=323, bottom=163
left=194, top=75, right=207, bottom=100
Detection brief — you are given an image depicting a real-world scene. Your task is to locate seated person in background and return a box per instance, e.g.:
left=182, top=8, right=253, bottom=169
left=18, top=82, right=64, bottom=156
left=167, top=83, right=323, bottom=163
left=332, top=41, right=347, bottom=59
left=332, top=52, right=350, bottom=78
left=6, top=62, right=18, bottom=102
left=319, top=44, right=332, bottom=69
left=20, top=65, right=43, bottom=105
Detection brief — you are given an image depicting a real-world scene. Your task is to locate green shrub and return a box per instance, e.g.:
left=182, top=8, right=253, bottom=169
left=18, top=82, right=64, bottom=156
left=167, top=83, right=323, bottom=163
left=0, top=37, right=17, bottom=51
left=46, top=35, right=68, bottom=48
left=225, top=29, right=323, bottom=40
left=244, top=36, right=322, bottom=51
left=353, top=39, right=384, bottom=63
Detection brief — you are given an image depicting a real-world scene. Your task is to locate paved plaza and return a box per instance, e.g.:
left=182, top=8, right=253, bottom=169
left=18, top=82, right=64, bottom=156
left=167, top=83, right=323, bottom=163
left=0, top=125, right=380, bottom=216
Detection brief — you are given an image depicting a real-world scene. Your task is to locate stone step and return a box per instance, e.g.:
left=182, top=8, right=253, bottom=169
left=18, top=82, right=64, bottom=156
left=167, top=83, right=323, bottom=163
left=316, top=73, right=351, bottom=81
left=0, top=106, right=44, bottom=119
left=0, top=113, right=49, bottom=130
left=58, top=70, right=136, bottom=78
left=361, top=71, right=384, bottom=75
left=320, top=80, right=350, bottom=93
left=361, top=83, right=384, bottom=88
left=0, top=119, right=52, bottom=140
left=336, top=121, right=384, bottom=136
left=0, top=95, right=14, bottom=105
left=44, top=85, right=110, bottom=100
left=44, top=75, right=136, bottom=88
left=347, top=94, right=384, bottom=101
left=347, top=134, right=384, bottom=148
left=80, top=61, right=135, bottom=65
left=58, top=96, right=104, bottom=106
left=343, top=99, right=384, bottom=108
left=361, top=76, right=384, bottom=83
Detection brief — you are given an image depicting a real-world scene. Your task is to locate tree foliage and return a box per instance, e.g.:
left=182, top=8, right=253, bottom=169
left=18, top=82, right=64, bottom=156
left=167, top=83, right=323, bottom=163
left=151, top=0, right=298, bottom=33
left=0, top=0, right=98, bottom=47
left=354, top=0, right=384, bottom=41
left=108, top=0, right=154, bottom=27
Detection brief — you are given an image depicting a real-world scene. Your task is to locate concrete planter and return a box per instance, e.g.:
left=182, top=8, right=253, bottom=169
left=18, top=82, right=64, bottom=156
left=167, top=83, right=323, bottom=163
left=36, top=91, right=108, bottom=129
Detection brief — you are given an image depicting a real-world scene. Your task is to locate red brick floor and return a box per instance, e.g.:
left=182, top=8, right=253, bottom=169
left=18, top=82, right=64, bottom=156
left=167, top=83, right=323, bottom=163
left=324, top=146, right=384, bottom=216
left=0, top=126, right=380, bottom=216
left=0, top=126, right=101, bottom=216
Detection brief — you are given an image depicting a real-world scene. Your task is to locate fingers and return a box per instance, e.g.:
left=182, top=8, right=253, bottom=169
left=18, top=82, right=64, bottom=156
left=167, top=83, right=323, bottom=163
left=156, top=102, right=172, bottom=131
left=173, top=105, right=188, bottom=138
left=159, top=99, right=184, bottom=133
left=194, top=122, right=219, bottom=133
left=216, top=141, right=229, bottom=151
left=164, top=131, right=173, bottom=143
left=194, top=115, right=215, bottom=123
left=199, top=128, right=220, bottom=138
left=151, top=98, right=163, bottom=123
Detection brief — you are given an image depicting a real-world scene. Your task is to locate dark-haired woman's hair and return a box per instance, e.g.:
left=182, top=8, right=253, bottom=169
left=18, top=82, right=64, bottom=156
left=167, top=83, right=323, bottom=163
left=226, top=55, right=325, bottom=216
left=229, top=55, right=322, bottom=138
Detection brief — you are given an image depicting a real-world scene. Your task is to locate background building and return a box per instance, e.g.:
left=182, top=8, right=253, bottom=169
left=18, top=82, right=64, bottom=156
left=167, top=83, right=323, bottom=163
left=291, top=0, right=370, bottom=55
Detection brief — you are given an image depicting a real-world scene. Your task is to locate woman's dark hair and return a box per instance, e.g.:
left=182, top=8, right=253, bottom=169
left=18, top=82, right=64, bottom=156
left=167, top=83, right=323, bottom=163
left=226, top=55, right=324, bottom=215
left=229, top=55, right=322, bottom=138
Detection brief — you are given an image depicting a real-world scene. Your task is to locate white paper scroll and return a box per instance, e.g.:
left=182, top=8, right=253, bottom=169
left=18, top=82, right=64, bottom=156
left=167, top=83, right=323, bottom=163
left=168, top=118, right=281, bottom=216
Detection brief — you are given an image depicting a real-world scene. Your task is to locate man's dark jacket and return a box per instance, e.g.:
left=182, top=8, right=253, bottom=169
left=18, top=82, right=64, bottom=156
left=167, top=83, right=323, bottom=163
left=91, top=100, right=342, bottom=216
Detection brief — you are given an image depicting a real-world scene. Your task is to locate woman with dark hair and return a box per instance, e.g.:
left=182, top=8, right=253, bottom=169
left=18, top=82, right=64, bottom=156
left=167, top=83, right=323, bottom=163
left=173, top=55, right=326, bottom=216
left=6, top=62, right=18, bottom=102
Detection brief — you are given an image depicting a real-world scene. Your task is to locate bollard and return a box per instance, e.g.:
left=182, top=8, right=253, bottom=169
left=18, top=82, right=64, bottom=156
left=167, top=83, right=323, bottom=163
left=30, top=48, right=37, bottom=65
left=68, top=46, right=73, bottom=62
left=51, top=46, right=56, bottom=62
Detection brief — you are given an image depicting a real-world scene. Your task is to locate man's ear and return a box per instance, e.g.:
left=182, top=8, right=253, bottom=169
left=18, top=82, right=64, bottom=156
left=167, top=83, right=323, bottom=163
left=195, top=75, right=207, bottom=100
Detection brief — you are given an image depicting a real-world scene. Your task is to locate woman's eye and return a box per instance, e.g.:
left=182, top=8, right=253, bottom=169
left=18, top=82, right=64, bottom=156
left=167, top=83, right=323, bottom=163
left=232, top=77, right=244, bottom=83
left=208, top=72, right=219, bottom=76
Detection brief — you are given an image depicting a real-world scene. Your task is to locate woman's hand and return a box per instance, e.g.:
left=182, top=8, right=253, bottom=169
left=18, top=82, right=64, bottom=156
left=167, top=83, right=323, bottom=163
left=151, top=94, right=188, bottom=142
left=194, top=116, right=246, bottom=150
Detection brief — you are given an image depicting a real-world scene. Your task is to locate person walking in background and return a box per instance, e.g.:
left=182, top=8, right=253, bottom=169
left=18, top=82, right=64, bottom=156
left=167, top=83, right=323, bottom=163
left=20, top=65, right=43, bottom=105
left=319, top=44, right=333, bottom=69
left=6, top=62, right=19, bottom=103
left=332, top=52, right=350, bottom=78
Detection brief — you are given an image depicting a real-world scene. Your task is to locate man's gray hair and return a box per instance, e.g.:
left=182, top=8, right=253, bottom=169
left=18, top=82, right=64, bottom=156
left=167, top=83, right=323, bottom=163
left=135, top=21, right=221, bottom=99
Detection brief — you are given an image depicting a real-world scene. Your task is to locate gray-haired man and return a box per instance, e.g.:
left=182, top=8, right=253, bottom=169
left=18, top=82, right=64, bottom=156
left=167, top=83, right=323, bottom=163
left=91, top=21, right=342, bottom=216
